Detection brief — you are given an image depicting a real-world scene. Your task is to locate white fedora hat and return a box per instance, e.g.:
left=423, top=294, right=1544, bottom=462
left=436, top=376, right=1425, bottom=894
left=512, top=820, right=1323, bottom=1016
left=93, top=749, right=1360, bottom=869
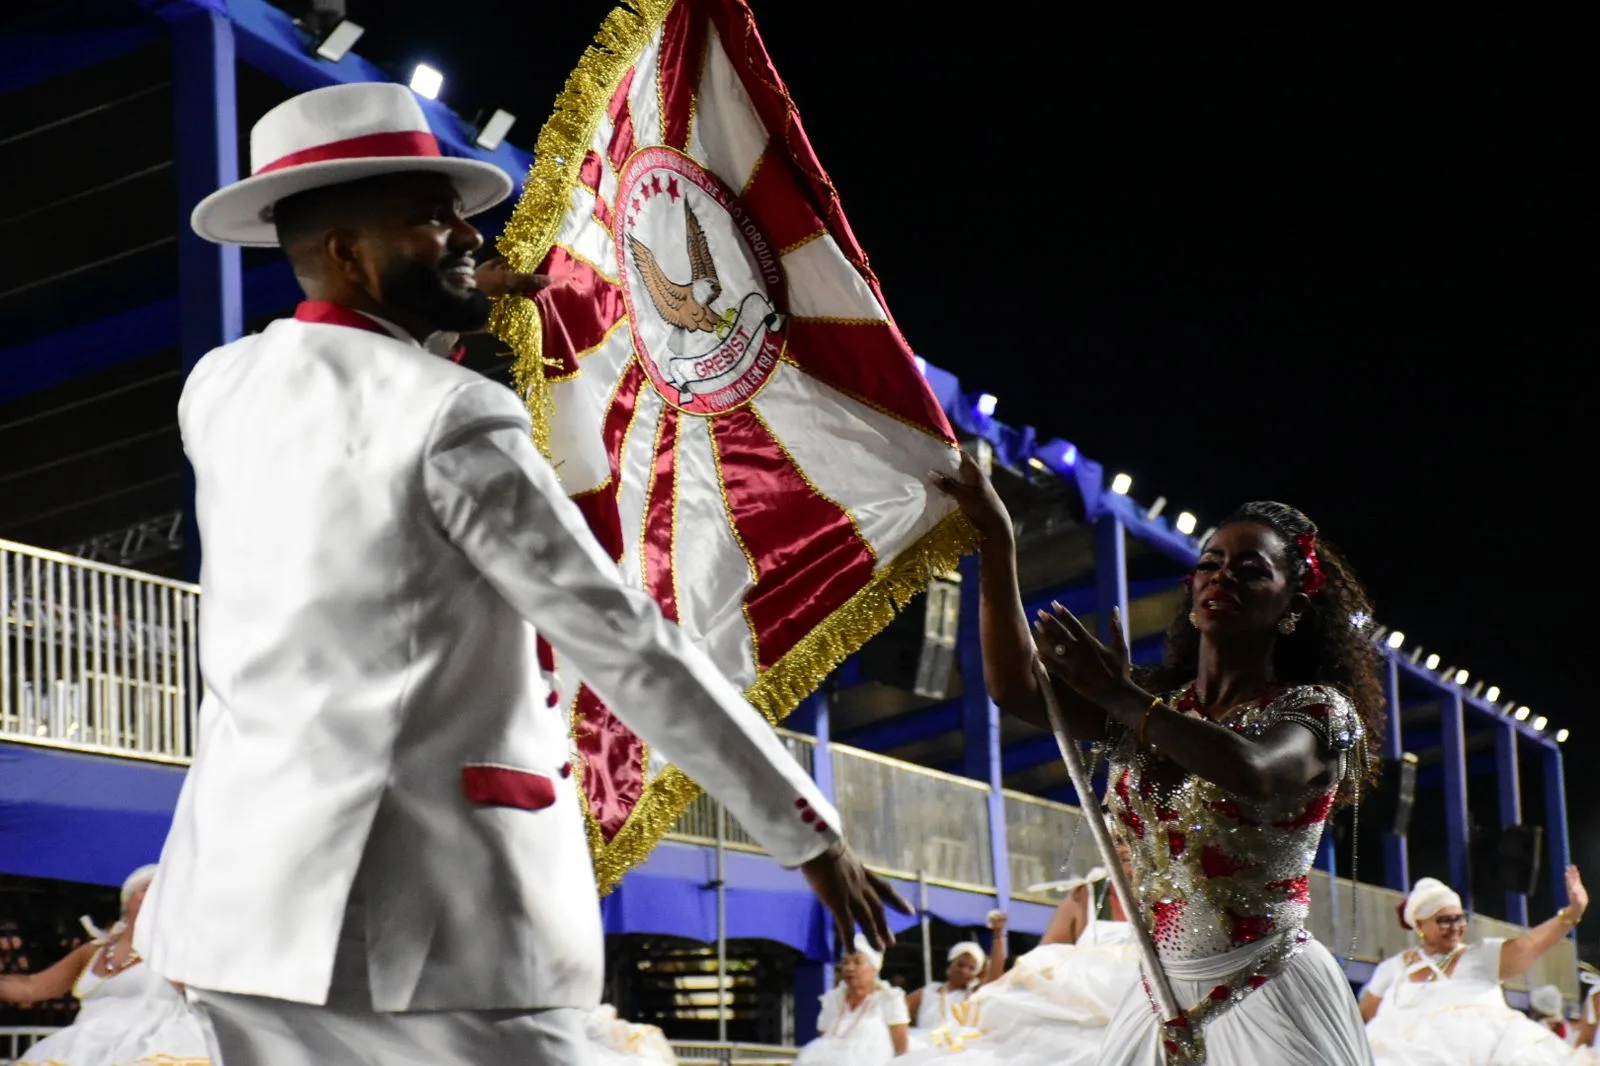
left=191, top=82, right=514, bottom=247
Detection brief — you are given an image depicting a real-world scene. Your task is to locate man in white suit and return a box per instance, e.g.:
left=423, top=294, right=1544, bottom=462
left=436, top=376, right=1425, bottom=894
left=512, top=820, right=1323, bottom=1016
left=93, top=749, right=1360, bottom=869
left=137, top=82, right=907, bottom=1065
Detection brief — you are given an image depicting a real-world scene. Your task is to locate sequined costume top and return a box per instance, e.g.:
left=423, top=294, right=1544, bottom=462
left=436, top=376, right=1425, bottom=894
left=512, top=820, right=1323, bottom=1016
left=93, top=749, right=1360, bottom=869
left=1107, top=683, right=1363, bottom=965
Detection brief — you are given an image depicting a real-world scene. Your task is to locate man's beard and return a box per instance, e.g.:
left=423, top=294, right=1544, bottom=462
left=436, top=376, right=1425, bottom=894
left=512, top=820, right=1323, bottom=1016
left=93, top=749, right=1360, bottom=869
left=378, top=254, right=491, bottom=333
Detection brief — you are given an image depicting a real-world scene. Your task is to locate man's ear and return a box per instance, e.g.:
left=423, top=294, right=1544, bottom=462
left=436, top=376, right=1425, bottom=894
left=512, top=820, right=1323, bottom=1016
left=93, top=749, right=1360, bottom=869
left=322, top=227, right=367, bottom=287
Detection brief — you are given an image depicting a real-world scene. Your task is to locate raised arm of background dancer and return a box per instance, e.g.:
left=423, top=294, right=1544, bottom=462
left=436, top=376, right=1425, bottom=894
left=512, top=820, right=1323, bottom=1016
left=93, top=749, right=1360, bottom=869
left=981, top=910, right=1008, bottom=984
left=0, top=942, right=95, bottom=1004
left=1501, top=866, right=1588, bottom=980
left=1035, top=607, right=1329, bottom=800
left=1040, top=884, right=1090, bottom=947
left=930, top=453, right=1105, bottom=739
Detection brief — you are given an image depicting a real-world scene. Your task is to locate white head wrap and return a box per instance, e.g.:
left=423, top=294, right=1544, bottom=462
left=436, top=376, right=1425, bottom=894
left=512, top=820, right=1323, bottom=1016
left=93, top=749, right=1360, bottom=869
left=121, top=864, right=159, bottom=909
left=1530, top=984, right=1563, bottom=1019
left=1402, top=877, right=1462, bottom=930
left=851, top=933, right=883, bottom=972
left=947, top=941, right=986, bottom=970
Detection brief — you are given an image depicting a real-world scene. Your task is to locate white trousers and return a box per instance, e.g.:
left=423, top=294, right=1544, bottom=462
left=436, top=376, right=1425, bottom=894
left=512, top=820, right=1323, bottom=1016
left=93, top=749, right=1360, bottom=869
left=186, top=887, right=594, bottom=1066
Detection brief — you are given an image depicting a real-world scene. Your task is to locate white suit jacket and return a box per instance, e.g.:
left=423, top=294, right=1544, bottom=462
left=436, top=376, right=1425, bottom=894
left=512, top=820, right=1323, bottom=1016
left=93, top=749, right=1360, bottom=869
left=136, top=312, right=841, bottom=1011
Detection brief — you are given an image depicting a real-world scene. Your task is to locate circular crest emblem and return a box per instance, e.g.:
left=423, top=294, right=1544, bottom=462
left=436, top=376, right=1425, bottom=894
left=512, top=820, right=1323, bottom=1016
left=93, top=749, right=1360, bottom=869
left=615, top=147, right=787, bottom=416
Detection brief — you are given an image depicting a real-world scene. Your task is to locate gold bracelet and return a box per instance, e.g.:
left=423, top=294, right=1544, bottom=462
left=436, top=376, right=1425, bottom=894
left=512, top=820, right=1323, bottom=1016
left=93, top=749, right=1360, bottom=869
left=1560, top=907, right=1582, bottom=928
left=1140, top=697, right=1164, bottom=748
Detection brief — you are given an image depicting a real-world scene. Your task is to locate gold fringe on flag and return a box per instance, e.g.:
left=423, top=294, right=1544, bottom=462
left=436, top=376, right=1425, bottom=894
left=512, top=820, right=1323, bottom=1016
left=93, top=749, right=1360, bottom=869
left=492, top=0, right=675, bottom=459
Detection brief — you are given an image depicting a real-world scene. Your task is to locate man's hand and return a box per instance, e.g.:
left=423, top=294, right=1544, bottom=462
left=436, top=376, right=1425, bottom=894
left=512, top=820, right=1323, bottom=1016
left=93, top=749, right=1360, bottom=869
left=474, top=256, right=554, bottom=299
left=801, top=842, right=913, bottom=952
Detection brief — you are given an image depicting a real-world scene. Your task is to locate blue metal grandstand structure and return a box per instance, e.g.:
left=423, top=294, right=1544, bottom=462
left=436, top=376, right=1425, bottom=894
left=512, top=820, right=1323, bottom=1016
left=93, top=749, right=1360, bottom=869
left=0, top=0, right=1577, bottom=1045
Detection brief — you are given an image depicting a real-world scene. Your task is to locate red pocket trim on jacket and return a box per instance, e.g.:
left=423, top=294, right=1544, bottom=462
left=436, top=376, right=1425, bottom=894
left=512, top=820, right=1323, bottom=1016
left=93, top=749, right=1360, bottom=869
left=461, top=764, right=557, bottom=811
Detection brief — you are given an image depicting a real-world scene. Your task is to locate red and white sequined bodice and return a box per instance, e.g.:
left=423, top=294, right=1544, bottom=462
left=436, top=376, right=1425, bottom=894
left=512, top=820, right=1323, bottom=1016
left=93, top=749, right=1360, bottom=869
left=1107, top=683, right=1361, bottom=963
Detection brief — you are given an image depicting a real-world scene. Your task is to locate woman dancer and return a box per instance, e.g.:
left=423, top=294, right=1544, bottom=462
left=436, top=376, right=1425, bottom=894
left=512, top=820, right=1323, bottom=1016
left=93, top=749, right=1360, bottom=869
left=936, top=455, right=1381, bottom=1064
left=905, top=912, right=1006, bottom=1035
left=795, top=935, right=910, bottom=1063
left=0, top=865, right=209, bottom=1066
left=898, top=835, right=1142, bottom=1066
left=1362, top=873, right=1595, bottom=1065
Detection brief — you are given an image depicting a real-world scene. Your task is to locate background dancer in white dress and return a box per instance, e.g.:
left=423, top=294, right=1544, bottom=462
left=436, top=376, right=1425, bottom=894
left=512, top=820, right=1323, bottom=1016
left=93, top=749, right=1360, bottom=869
left=898, top=834, right=1142, bottom=1066
left=1, top=866, right=208, bottom=1066
left=905, top=913, right=1006, bottom=1034
left=795, top=936, right=911, bottom=1063
left=1362, top=874, right=1595, bottom=1065
left=936, top=461, right=1381, bottom=1064
left=583, top=1005, right=678, bottom=1065
left=137, top=82, right=906, bottom=1066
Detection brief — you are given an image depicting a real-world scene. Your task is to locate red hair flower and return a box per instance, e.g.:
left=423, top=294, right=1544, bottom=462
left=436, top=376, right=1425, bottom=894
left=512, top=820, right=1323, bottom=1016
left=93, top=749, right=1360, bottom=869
left=1296, top=533, right=1326, bottom=596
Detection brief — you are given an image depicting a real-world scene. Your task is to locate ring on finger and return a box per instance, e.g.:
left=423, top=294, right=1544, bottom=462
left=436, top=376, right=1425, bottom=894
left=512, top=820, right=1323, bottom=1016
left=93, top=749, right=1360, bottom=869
left=1054, top=644, right=1067, bottom=656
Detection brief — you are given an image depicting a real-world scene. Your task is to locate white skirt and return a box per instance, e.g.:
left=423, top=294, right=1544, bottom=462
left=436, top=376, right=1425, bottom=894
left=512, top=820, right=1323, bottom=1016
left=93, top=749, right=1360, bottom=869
left=1368, top=998, right=1600, bottom=1065
left=898, top=937, right=1140, bottom=1066
left=1096, top=935, right=1374, bottom=1066
left=17, top=971, right=209, bottom=1066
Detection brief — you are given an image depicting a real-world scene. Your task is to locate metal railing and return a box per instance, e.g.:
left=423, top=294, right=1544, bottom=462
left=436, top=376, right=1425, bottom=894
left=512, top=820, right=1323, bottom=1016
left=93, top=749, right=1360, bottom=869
left=1, top=539, right=200, bottom=764
left=1005, top=790, right=1098, bottom=905
left=1, top=1027, right=57, bottom=1066
left=672, top=1042, right=796, bottom=1064
left=667, top=731, right=816, bottom=850
left=829, top=742, right=993, bottom=891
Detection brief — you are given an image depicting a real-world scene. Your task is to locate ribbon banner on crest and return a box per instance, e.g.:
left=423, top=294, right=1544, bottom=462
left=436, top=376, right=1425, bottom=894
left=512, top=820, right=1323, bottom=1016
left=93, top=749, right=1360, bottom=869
left=494, top=0, right=977, bottom=892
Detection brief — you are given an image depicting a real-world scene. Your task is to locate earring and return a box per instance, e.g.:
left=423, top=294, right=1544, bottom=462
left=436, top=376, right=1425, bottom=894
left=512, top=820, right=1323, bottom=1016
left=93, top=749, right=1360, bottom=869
left=1188, top=610, right=1198, bottom=628
left=1277, top=615, right=1298, bottom=635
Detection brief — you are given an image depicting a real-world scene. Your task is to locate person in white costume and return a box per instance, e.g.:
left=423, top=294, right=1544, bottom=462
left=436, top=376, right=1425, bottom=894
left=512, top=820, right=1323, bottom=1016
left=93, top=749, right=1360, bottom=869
left=1362, top=873, right=1597, bottom=1065
left=134, top=81, right=907, bottom=1066
left=938, top=468, right=1381, bottom=1064
left=904, top=913, right=1006, bottom=1035
left=897, top=835, right=1142, bottom=1066
left=1531, top=985, right=1578, bottom=1045
left=584, top=1004, right=678, bottom=1065
left=1575, top=966, right=1600, bottom=1049
left=1, top=866, right=208, bottom=1066
left=795, top=935, right=911, bottom=1063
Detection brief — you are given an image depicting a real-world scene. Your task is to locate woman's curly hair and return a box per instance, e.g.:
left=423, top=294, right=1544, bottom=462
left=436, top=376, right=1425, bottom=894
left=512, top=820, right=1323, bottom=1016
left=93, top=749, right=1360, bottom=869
left=1144, top=501, right=1384, bottom=804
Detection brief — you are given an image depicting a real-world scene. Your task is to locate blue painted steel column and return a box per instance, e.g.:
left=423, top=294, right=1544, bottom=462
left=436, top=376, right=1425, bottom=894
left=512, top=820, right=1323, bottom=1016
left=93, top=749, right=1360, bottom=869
left=172, top=11, right=243, bottom=583
left=1381, top=660, right=1410, bottom=891
left=1543, top=743, right=1572, bottom=918
left=958, top=556, right=1011, bottom=911
left=1439, top=690, right=1472, bottom=911
left=788, top=685, right=834, bottom=1042
left=1094, top=514, right=1130, bottom=644
left=1494, top=724, right=1528, bottom=924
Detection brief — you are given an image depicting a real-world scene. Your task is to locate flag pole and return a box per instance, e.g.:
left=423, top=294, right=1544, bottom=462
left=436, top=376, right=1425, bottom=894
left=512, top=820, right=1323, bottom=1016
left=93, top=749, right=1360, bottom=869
left=1032, top=662, right=1200, bottom=1064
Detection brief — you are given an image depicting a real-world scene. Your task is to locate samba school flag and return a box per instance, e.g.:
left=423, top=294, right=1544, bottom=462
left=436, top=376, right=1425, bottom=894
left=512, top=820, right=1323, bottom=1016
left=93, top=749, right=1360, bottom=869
left=493, top=0, right=977, bottom=891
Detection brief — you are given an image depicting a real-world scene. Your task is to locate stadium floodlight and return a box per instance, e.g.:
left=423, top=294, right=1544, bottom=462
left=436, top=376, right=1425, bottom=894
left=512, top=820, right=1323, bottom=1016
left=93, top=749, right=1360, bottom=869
left=475, top=109, right=517, bottom=150
left=410, top=64, right=444, bottom=100
left=976, top=393, right=998, bottom=417
left=1556, top=728, right=1570, bottom=743
left=1453, top=669, right=1469, bottom=685
left=1484, top=685, right=1500, bottom=703
left=313, top=18, right=364, bottom=61
left=1145, top=497, right=1168, bottom=520
left=1514, top=706, right=1531, bottom=721
left=1175, top=512, right=1198, bottom=536
left=1110, top=473, right=1133, bottom=495
left=1386, top=630, right=1405, bottom=650
left=1424, top=653, right=1441, bottom=671
left=1532, top=715, right=1548, bottom=732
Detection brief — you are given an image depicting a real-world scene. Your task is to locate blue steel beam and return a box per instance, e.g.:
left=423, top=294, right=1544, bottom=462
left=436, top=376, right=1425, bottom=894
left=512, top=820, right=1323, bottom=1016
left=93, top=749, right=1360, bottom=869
left=1439, top=690, right=1472, bottom=911
left=1380, top=660, right=1410, bottom=891
left=1094, top=514, right=1130, bottom=645
left=835, top=702, right=960, bottom=752
left=171, top=7, right=240, bottom=582
left=1495, top=723, right=1528, bottom=924
left=1543, top=745, right=1572, bottom=920
left=958, top=555, right=1011, bottom=910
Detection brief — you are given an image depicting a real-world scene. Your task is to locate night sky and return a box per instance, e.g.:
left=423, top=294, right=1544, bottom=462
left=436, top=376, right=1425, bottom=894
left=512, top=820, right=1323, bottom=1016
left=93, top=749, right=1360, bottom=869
left=343, top=0, right=1592, bottom=906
